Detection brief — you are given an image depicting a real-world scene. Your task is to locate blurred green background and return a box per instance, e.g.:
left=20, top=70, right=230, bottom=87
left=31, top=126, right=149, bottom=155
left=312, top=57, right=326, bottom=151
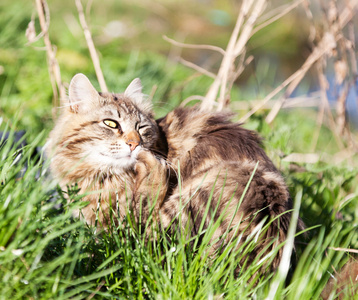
left=0, top=0, right=317, bottom=136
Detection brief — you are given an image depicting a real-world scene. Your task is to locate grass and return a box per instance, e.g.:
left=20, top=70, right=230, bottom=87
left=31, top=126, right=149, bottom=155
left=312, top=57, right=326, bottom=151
left=0, top=125, right=357, bottom=299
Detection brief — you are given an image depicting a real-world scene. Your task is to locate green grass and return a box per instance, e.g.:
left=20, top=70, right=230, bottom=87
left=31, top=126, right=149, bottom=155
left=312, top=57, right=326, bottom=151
left=0, top=126, right=357, bottom=299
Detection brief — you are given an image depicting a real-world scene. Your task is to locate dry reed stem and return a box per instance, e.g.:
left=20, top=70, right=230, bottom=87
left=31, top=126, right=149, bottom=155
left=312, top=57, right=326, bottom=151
left=282, top=153, right=320, bottom=164
left=180, top=95, right=206, bottom=107
left=336, top=83, right=349, bottom=135
left=316, top=63, right=345, bottom=150
left=348, top=22, right=358, bottom=79
left=265, top=32, right=337, bottom=124
left=87, top=280, right=105, bottom=300
left=202, top=0, right=268, bottom=111
left=328, top=247, right=358, bottom=254
left=231, top=94, right=321, bottom=110
left=75, top=0, right=108, bottom=93
left=163, top=35, right=226, bottom=56
left=240, top=60, right=316, bottom=122
left=302, top=0, right=316, bottom=45
left=282, top=147, right=357, bottom=165
left=219, top=0, right=267, bottom=110
left=201, top=13, right=243, bottom=111
left=177, top=57, right=216, bottom=79
left=35, top=0, right=65, bottom=117
left=213, top=0, right=302, bottom=111
left=252, top=0, right=304, bottom=36
left=25, top=14, right=46, bottom=46
left=310, top=98, right=326, bottom=152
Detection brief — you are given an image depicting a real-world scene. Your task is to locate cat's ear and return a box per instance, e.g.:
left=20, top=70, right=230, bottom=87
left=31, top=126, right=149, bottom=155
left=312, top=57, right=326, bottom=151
left=68, top=73, right=99, bottom=113
left=124, top=78, right=152, bottom=111
left=124, top=78, right=143, bottom=102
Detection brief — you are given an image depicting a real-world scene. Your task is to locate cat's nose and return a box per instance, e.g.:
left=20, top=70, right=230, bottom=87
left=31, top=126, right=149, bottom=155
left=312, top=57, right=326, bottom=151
left=126, top=140, right=139, bottom=151
left=126, top=131, right=140, bottom=151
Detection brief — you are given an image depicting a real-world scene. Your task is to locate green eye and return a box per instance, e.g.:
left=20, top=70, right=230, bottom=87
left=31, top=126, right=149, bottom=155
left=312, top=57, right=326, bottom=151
left=103, top=119, right=118, bottom=128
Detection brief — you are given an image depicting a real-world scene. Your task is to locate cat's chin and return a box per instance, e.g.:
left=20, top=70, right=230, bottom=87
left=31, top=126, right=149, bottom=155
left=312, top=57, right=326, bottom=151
left=100, top=146, right=141, bottom=172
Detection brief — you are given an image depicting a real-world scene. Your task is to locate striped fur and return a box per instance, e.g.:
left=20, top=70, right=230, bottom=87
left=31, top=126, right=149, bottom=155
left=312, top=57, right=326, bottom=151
left=157, top=107, right=304, bottom=270
left=47, top=74, right=304, bottom=272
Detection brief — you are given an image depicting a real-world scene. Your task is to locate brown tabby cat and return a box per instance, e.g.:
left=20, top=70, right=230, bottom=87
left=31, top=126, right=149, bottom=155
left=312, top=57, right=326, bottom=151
left=47, top=73, right=303, bottom=270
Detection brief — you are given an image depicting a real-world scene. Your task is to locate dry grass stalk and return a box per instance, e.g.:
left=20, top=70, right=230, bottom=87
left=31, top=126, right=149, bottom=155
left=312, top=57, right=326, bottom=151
left=231, top=94, right=321, bottom=110
left=264, top=32, right=337, bottom=124
left=251, top=0, right=304, bottom=36
left=316, top=63, right=345, bottom=150
left=347, top=22, right=358, bottom=87
left=163, top=35, right=226, bottom=56
left=313, top=0, right=358, bottom=150
left=328, top=247, right=358, bottom=254
left=282, top=153, right=320, bottom=164
left=310, top=97, right=326, bottom=152
left=180, top=95, right=206, bottom=107
left=177, top=57, right=216, bottom=79
left=203, top=0, right=268, bottom=111
left=336, top=83, right=349, bottom=135
left=75, top=0, right=108, bottom=93
left=34, top=0, right=66, bottom=117
left=239, top=59, right=320, bottom=123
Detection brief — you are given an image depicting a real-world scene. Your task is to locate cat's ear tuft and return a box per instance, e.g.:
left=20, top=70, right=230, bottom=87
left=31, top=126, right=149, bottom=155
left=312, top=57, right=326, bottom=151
left=68, top=73, right=99, bottom=113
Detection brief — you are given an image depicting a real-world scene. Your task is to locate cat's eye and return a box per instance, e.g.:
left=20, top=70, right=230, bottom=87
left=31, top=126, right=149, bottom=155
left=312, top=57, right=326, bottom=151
left=103, top=119, right=119, bottom=129
left=138, top=125, right=149, bottom=134
left=138, top=125, right=148, bottom=130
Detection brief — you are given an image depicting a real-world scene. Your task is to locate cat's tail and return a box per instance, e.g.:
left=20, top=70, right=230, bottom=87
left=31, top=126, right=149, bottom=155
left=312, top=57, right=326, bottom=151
left=235, top=167, right=301, bottom=269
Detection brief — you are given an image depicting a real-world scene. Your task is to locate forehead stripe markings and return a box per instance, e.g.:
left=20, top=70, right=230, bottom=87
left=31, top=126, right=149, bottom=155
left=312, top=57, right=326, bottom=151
left=102, top=110, right=116, bottom=118
left=120, top=102, right=130, bottom=114
left=79, top=121, right=98, bottom=128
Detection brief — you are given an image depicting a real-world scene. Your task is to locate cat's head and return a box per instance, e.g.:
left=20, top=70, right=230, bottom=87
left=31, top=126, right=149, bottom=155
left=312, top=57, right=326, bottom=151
left=48, top=73, right=159, bottom=178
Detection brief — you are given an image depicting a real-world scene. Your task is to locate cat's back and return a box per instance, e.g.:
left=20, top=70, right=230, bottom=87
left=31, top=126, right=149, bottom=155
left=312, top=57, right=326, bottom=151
left=158, top=106, right=277, bottom=177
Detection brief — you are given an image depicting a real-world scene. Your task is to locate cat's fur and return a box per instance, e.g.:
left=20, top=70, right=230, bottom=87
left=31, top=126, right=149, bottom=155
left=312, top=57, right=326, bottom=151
left=47, top=74, right=168, bottom=226
left=47, top=73, right=304, bottom=271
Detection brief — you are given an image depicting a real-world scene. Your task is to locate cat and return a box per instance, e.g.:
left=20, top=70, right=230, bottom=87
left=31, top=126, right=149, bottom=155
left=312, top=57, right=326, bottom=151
left=46, top=73, right=168, bottom=226
left=47, top=73, right=304, bottom=271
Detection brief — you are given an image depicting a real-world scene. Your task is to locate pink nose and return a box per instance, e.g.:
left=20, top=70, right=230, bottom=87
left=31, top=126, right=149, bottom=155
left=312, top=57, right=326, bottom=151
left=126, top=141, right=139, bottom=151
left=126, top=131, right=140, bottom=151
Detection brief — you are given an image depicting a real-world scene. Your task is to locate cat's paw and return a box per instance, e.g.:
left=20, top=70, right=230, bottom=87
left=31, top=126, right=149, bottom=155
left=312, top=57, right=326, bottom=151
left=135, top=150, right=167, bottom=187
left=133, top=150, right=168, bottom=220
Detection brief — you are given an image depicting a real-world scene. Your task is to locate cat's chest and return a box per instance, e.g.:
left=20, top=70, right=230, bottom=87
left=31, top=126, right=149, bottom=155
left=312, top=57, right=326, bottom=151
left=75, top=171, right=135, bottom=194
